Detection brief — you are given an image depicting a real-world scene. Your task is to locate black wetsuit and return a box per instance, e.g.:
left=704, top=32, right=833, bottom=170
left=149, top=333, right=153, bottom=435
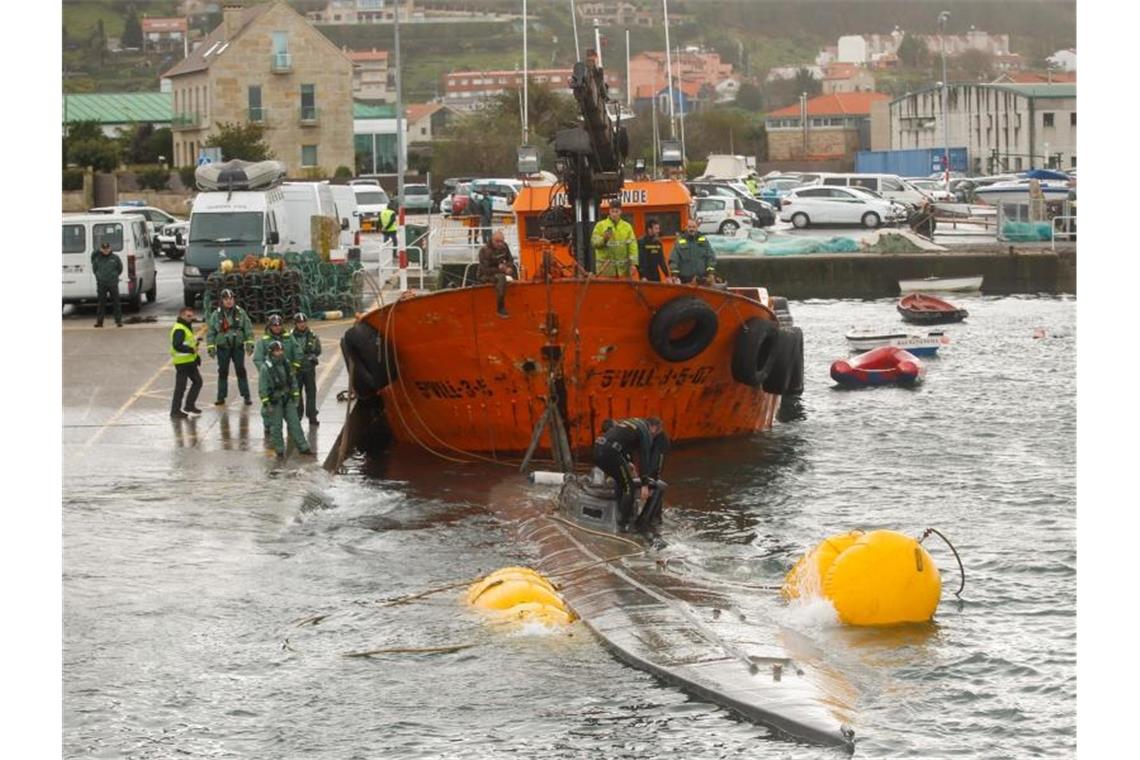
left=594, top=418, right=669, bottom=528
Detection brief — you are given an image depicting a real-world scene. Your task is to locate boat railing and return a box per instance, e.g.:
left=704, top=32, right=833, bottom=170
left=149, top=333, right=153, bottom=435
left=1050, top=215, right=1077, bottom=249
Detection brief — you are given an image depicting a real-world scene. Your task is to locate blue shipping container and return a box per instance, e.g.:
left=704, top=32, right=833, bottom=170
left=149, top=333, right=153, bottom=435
left=855, top=148, right=968, bottom=177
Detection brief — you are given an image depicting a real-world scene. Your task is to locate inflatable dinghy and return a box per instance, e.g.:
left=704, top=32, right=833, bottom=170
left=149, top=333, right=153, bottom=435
left=195, top=159, right=287, bottom=191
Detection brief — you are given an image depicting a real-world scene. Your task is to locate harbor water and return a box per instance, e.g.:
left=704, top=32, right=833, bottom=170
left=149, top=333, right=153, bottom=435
left=63, top=294, right=1076, bottom=758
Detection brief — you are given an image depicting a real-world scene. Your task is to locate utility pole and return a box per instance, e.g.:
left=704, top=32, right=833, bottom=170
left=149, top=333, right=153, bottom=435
left=939, top=10, right=950, bottom=188
left=663, top=0, right=676, bottom=138
left=394, top=0, right=407, bottom=290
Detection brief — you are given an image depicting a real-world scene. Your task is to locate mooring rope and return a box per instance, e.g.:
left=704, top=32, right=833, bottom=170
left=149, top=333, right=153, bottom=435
left=919, top=527, right=966, bottom=598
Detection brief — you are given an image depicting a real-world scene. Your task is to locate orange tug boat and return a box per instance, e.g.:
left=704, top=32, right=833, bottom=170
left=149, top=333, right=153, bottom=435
left=331, top=180, right=804, bottom=468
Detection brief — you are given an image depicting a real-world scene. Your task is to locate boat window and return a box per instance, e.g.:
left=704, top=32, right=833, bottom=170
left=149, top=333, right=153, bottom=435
left=63, top=224, right=86, bottom=254
left=92, top=223, right=124, bottom=252
left=654, top=211, right=682, bottom=237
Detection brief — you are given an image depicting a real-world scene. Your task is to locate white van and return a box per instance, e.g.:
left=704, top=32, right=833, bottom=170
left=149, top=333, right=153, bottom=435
left=183, top=186, right=286, bottom=307
left=351, top=183, right=390, bottom=232
left=806, top=173, right=928, bottom=208
left=280, top=182, right=347, bottom=258
left=329, top=184, right=360, bottom=252
left=63, top=213, right=158, bottom=309
left=90, top=204, right=182, bottom=254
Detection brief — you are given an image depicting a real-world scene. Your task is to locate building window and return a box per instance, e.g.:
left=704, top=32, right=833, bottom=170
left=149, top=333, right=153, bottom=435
left=1070, top=156, right=1076, bottom=167
left=1043, top=112, right=1054, bottom=128
left=248, top=85, right=262, bottom=121
left=272, top=31, right=289, bottom=56
left=1070, top=112, right=1076, bottom=127
left=301, top=84, right=316, bottom=120
left=301, top=145, right=318, bottom=167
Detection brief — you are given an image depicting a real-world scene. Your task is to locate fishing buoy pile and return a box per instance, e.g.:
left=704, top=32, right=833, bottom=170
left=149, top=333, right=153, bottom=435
left=466, top=567, right=575, bottom=626
left=782, top=530, right=942, bottom=626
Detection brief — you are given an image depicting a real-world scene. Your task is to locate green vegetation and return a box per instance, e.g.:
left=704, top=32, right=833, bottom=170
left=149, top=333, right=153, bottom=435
left=205, top=122, right=274, bottom=162
left=63, top=169, right=86, bottom=192
left=138, top=167, right=172, bottom=191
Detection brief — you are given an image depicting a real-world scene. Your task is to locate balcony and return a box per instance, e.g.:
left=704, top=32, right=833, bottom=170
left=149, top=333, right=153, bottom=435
left=299, top=106, right=320, bottom=125
left=171, top=111, right=202, bottom=130
left=270, top=52, right=293, bottom=73
left=248, top=106, right=269, bottom=124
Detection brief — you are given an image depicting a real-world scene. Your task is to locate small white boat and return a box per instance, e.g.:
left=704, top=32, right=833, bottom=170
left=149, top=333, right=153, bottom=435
left=973, top=179, right=1071, bottom=205
left=898, top=275, right=984, bottom=294
left=845, top=328, right=949, bottom=356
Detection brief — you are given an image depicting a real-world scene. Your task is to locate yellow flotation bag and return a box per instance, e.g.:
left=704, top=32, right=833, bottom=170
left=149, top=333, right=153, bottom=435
left=466, top=567, right=574, bottom=625
left=783, top=529, right=942, bottom=626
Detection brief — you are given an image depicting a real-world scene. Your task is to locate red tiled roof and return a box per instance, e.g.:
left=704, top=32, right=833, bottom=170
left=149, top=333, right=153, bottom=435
left=142, top=17, right=187, bottom=33
left=823, top=63, right=859, bottom=80
left=767, top=91, right=890, bottom=118
left=405, top=103, right=442, bottom=124
left=347, top=48, right=389, bottom=62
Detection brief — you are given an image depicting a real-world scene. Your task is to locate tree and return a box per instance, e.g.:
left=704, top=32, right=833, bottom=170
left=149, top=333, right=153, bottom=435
left=956, top=49, right=996, bottom=81
left=793, top=67, right=822, bottom=98
left=736, top=82, right=764, bottom=112
left=896, top=34, right=931, bottom=69
left=69, top=140, right=121, bottom=172
left=122, top=5, right=143, bottom=49
left=205, top=121, right=273, bottom=162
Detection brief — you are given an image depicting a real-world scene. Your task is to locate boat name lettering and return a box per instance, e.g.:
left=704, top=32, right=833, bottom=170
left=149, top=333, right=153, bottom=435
left=413, top=378, right=494, bottom=400
left=550, top=188, right=649, bottom=208
left=586, top=365, right=715, bottom=389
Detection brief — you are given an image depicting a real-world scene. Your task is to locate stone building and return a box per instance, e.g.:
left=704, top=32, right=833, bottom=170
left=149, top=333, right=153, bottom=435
left=887, top=83, right=1076, bottom=173
left=764, top=92, right=889, bottom=162
left=346, top=48, right=390, bottom=101
left=162, top=0, right=354, bottom=176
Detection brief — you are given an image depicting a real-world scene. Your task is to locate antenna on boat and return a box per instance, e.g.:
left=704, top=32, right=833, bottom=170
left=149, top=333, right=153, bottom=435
left=522, top=0, right=529, bottom=146
left=569, top=0, right=580, bottom=61
left=517, top=0, right=540, bottom=177
left=663, top=0, right=676, bottom=139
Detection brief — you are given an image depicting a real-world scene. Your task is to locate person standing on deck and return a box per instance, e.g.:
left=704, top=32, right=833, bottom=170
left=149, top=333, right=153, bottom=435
left=591, top=200, right=638, bottom=277
left=637, top=217, right=669, bottom=282
left=670, top=219, right=717, bottom=285
left=205, top=289, right=254, bottom=406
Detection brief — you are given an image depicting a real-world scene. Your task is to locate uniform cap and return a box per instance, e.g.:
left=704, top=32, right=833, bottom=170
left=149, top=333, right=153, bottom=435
left=267, top=314, right=283, bottom=326
left=293, top=312, right=307, bottom=323
left=220, top=289, right=235, bottom=299
left=269, top=340, right=284, bottom=351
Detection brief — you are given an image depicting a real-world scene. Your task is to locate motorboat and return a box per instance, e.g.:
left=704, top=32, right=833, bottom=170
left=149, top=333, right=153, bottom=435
left=898, top=275, right=983, bottom=294
left=845, top=328, right=949, bottom=356
left=897, top=293, right=969, bottom=325
left=973, top=169, right=1072, bottom=205
left=831, top=345, right=925, bottom=386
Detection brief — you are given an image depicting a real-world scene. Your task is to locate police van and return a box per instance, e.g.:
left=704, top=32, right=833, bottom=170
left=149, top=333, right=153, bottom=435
left=62, top=212, right=158, bottom=309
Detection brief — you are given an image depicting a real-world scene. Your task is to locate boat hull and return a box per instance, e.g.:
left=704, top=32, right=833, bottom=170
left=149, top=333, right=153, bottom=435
left=898, top=275, right=983, bottom=294
left=897, top=293, right=968, bottom=325
left=845, top=329, right=946, bottom=356
left=358, top=280, right=785, bottom=457
left=831, top=346, right=924, bottom=386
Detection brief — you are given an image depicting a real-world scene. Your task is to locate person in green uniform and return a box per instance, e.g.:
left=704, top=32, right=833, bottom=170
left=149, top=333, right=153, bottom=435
left=253, top=314, right=294, bottom=440
left=288, top=312, right=322, bottom=424
left=590, top=200, right=638, bottom=277
left=258, top=340, right=312, bottom=460
left=669, top=218, right=718, bottom=285
left=169, top=306, right=203, bottom=419
left=205, top=289, right=254, bottom=405
left=90, top=241, right=123, bottom=328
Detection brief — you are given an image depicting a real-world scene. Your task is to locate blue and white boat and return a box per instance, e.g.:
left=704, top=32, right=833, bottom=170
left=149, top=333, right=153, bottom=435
left=845, top=327, right=949, bottom=356
left=973, top=169, right=1073, bottom=205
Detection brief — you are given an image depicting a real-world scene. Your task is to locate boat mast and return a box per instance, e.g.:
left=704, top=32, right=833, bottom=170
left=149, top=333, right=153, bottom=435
left=569, top=0, right=580, bottom=60
left=663, top=0, right=676, bottom=138
left=394, top=0, right=407, bottom=290
left=522, top=0, right=529, bottom=145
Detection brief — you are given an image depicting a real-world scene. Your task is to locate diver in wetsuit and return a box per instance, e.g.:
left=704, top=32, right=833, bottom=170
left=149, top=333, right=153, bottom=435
left=594, top=417, right=670, bottom=532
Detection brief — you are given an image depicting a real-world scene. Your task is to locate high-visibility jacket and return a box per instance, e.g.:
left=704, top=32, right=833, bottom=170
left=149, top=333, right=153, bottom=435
left=379, top=208, right=397, bottom=233
left=169, top=321, right=198, bottom=365
left=590, top=217, right=638, bottom=277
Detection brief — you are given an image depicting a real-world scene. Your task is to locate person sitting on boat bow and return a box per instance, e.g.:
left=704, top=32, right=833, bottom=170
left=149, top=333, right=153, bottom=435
left=477, top=229, right=517, bottom=318
left=670, top=219, right=718, bottom=286
left=594, top=417, right=670, bottom=533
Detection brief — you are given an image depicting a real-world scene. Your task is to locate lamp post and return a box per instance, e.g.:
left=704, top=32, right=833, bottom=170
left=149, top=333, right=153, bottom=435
left=938, top=10, right=950, bottom=187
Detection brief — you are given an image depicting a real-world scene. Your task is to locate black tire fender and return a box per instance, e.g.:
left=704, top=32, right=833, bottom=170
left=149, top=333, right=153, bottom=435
left=731, top=318, right=780, bottom=387
left=648, top=297, right=719, bottom=363
left=784, top=326, right=805, bottom=396
left=762, top=326, right=802, bottom=394
left=341, top=321, right=396, bottom=395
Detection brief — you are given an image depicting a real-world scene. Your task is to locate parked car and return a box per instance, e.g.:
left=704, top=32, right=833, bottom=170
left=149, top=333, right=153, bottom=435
left=351, top=184, right=390, bottom=231
left=399, top=183, right=434, bottom=212
left=691, top=196, right=754, bottom=235
left=800, top=173, right=928, bottom=209
left=155, top=220, right=189, bottom=259
left=469, top=178, right=523, bottom=214
left=687, top=181, right=776, bottom=227
left=904, top=178, right=956, bottom=202
left=756, top=177, right=805, bottom=207
left=63, top=212, right=158, bottom=310
left=778, top=186, right=906, bottom=229
left=443, top=181, right=472, bottom=216
left=437, top=176, right=474, bottom=213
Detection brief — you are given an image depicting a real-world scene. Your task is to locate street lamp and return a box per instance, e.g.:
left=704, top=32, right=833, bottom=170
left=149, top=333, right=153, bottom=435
left=938, top=10, right=950, bottom=187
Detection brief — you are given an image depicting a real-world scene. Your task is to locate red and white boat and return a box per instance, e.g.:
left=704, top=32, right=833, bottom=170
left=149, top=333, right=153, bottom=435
left=897, top=293, right=969, bottom=325
left=830, top=346, right=925, bottom=387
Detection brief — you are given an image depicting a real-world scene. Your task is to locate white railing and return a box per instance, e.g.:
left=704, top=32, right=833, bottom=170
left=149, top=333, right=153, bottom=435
left=1051, top=216, right=1077, bottom=250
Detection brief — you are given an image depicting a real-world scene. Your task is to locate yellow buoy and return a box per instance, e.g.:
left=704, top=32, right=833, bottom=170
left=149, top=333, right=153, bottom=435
left=781, top=530, right=864, bottom=600
left=784, top=530, right=942, bottom=626
left=220, top=259, right=234, bottom=274
left=465, top=567, right=557, bottom=606
left=491, top=602, right=576, bottom=627
left=470, top=578, right=567, bottom=612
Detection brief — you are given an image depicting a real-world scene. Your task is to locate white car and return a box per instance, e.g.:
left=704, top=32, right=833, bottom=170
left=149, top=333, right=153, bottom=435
left=905, top=178, right=956, bottom=202
left=691, top=196, right=754, bottom=235
left=778, top=186, right=904, bottom=229
left=155, top=220, right=189, bottom=259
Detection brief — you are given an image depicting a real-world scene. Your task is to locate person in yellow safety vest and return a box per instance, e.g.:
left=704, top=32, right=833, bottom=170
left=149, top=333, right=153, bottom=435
left=745, top=176, right=759, bottom=196
left=379, top=202, right=398, bottom=249
left=590, top=199, right=638, bottom=277
left=170, top=306, right=204, bottom=419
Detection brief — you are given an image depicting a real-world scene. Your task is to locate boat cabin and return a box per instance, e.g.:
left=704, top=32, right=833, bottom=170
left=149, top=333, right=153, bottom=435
left=512, top=179, right=692, bottom=277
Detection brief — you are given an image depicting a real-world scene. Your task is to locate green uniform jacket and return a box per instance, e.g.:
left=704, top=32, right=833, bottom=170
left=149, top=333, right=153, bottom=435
left=288, top=328, right=321, bottom=373
left=253, top=328, right=296, bottom=369
left=206, top=306, right=254, bottom=352
left=590, top=217, right=638, bottom=277
left=90, top=250, right=122, bottom=285
left=670, top=234, right=717, bottom=281
left=258, top=355, right=299, bottom=405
